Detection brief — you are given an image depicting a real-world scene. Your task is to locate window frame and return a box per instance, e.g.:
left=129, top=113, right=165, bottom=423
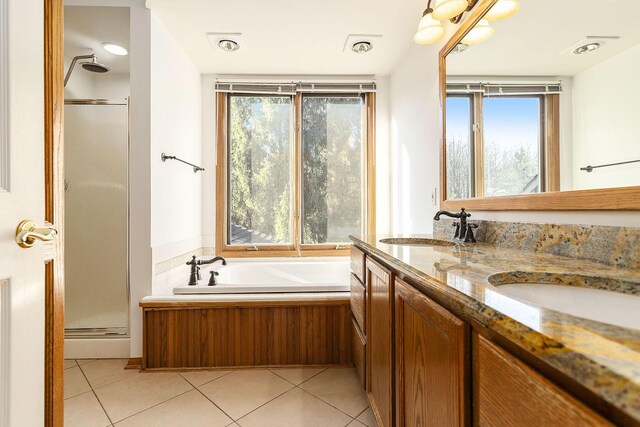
left=445, top=92, right=559, bottom=200
left=215, top=91, right=376, bottom=258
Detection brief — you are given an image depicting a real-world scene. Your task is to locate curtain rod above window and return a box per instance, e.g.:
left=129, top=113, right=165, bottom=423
left=447, top=82, right=562, bottom=96
left=215, top=80, right=376, bottom=95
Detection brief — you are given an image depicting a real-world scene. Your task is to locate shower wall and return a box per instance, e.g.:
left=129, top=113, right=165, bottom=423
left=64, top=102, right=129, bottom=334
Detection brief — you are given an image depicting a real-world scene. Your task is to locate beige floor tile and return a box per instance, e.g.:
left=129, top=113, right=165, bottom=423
left=95, top=372, right=192, bottom=422
left=81, top=359, right=139, bottom=389
left=269, top=367, right=325, bottom=385
left=115, top=389, right=231, bottom=427
left=299, top=368, right=368, bottom=417
left=346, top=421, right=367, bottom=427
left=356, top=407, right=376, bottom=426
left=179, top=370, right=232, bottom=387
left=64, top=391, right=111, bottom=427
left=199, top=370, right=293, bottom=420
left=237, top=388, right=352, bottom=427
left=65, top=366, right=92, bottom=399
left=65, top=359, right=78, bottom=370
left=77, top=358, right=98, bottom=365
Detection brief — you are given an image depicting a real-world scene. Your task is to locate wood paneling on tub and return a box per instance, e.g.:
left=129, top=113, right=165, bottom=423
left=141, top=300, right=352, bottom=369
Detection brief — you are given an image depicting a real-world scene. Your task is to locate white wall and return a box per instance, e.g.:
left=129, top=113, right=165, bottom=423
left=149, top=11, right=202, bottom=266
left=128, top=5, right=152, bottom=358
left=572, top=43, right=640, bottom=191
left=388, top=21, right=640, bottom=231
left=200, top=74, right=393, bottom=247
left=389, top=43, right=442, bottom=234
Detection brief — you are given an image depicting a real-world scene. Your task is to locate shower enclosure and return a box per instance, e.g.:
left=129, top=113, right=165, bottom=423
left=64, top=99, right=129, bottom=337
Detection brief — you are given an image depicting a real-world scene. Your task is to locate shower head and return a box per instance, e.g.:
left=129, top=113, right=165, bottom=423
left=81, top=56, right=110, bottom=73
left=64, top=54, right=110, bottom=87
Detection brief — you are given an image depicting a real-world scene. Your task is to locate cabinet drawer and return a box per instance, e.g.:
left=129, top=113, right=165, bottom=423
left=350, top=274, right=366, bottom=333
left=350, top=246, right=366, bottom=283
left=351, top=315, right=366, bottom=389
left=475, top=335, right=611, bottom=426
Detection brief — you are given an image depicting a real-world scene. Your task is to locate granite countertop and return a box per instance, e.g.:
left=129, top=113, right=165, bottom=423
left=351, top=234, right=640, bottom=423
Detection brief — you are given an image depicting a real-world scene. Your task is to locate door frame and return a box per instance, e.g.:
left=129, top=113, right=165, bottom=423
left=44, top=0, right=65, bottom=425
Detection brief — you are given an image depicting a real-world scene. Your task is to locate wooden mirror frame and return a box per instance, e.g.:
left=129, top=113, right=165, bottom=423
left=439, top=0, right=640, bottom=210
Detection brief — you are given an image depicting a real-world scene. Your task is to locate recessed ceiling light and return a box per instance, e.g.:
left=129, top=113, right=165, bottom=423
left=352, top=41, right=373, bottom=54
left=101, top=42, right=128, bottom=56
left=218, top=39, right=240, bottom=52
left=573, top=42, right=601, bottom=55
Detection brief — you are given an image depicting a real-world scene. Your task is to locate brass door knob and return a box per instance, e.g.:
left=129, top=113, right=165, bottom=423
left=15, top=220, right=57, bottom=248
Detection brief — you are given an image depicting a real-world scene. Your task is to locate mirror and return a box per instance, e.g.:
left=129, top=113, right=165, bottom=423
left=443, top=0, right=640, bottom=201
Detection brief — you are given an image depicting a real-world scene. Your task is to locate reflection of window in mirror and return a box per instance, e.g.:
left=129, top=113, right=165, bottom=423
left=446, top=86, right=560, bottom=199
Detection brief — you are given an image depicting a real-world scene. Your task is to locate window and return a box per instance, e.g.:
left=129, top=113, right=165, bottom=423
left=216, top=89, right=375, bottom=257
left=228, top=95, right=293, bottom=245
left=445, top=91, right=558, bottom=199
left=446, top=95, right=474, bottom=199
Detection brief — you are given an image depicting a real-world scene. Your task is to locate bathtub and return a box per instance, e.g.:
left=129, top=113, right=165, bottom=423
left=172, top=260, right=351, bottom=295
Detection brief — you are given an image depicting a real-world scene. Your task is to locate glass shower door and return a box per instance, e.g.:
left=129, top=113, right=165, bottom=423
left=64, top=101, right=129, bottom=336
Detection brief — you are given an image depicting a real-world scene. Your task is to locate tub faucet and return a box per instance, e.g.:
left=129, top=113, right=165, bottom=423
left=434, top=208, right=477, bottom=243
left=186, top=256, right=227, bottom=286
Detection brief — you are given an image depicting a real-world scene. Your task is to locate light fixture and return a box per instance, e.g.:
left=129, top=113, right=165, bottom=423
left=414, top=7, right=445, bottom=45
left=101, top=42, right=128, bottom=56
left=484, top=0, right=519, bottom=21
left=451, top=43, right=469, bottom=54
left=574, top=42, right=601, bottom=55
left=352, top=41, right=373, bottom=54
left=461, top=19, right=494, bottom=45
left=218, top=39, right=239, bottom=52
left=432, top=0, right=469, bottom=20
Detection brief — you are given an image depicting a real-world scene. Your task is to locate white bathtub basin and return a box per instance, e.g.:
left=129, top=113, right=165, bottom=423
left=173, top=261, right=351, bottom=295
left=494, top=284, right=640, bottom=330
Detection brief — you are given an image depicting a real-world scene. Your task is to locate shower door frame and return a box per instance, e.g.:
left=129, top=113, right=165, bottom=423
left=63, top=99, right=131, bottom=339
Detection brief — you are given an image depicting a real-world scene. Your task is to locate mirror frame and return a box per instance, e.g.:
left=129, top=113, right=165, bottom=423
left=439, top=0, right=640, bottom=210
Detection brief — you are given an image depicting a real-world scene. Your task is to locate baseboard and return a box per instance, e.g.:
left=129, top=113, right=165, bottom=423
left=125, top=357, right=142, bottom=370
left=64, top=337, right=131, bottom=359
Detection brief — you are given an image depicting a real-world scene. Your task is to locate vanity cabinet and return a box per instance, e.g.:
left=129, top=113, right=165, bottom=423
left=394, top=278, right=469, bottom=426
left=474, top=335, right=611, bottom=427
left=366, top=258, right=395, bottom=427
left=350, top=244, right=618, bottom=426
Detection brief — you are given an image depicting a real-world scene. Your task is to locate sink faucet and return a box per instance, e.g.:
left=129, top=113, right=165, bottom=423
left=433, top=208, right=477, bottom=243
left=186, top=256, right=227, bottom=286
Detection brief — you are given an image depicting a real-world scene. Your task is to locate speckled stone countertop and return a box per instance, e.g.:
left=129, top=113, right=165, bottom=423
left=351, top=234, right=640, bottom=423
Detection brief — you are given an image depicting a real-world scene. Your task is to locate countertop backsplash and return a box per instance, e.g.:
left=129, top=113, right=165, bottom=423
left=433, top=218, right=640, bottom=269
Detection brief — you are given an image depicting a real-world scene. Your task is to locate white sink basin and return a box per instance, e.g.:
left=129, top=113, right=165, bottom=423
left=494, top=284, right=640, bottom=330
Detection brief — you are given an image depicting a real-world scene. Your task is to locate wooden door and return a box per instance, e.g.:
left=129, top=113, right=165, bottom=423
left=0, top=0, right=64, bottom=425
left=474, top=335, right=611, bottom=426
left=366, top=258, right=394, bottom=427
left=395, top=278, right=469, bottom=426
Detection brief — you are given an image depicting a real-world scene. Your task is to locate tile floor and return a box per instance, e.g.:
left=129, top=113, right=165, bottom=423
left=65, top=359, right=376, bottom=427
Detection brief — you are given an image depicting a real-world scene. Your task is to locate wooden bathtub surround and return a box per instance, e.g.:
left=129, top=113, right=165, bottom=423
left=140, top=299, right=352, bottom=370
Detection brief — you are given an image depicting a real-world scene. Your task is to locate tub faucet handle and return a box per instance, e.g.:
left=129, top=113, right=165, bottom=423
left=208, top=270, right=219, bottom=287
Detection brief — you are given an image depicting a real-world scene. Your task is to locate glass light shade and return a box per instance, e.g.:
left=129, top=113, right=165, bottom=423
left=432, top=0, right=468, bottom=20
left=461, top=19, right=494, bottom=45
left=484, top=0, right=519, bottom=20
left=414, top=13, right=445, bottom=45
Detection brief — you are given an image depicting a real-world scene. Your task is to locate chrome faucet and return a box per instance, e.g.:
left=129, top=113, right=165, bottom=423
left=186, top=256, right=227, bottom=286
left=434, top=208, right=477, bottom=243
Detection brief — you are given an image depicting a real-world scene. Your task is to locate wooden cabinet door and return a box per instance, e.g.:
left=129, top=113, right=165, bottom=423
left=366, top=258, right=394, bottom=427
left=395, top=278, right=469, bottom=427
left=474, top=335, right=611, bottom=427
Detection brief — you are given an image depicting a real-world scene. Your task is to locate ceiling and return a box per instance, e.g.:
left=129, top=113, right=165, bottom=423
left=146, top=0, right=426, bottom=75
left=65, top=6, right=130, bottom=74
left=447, top=0, right=640, bottom=77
